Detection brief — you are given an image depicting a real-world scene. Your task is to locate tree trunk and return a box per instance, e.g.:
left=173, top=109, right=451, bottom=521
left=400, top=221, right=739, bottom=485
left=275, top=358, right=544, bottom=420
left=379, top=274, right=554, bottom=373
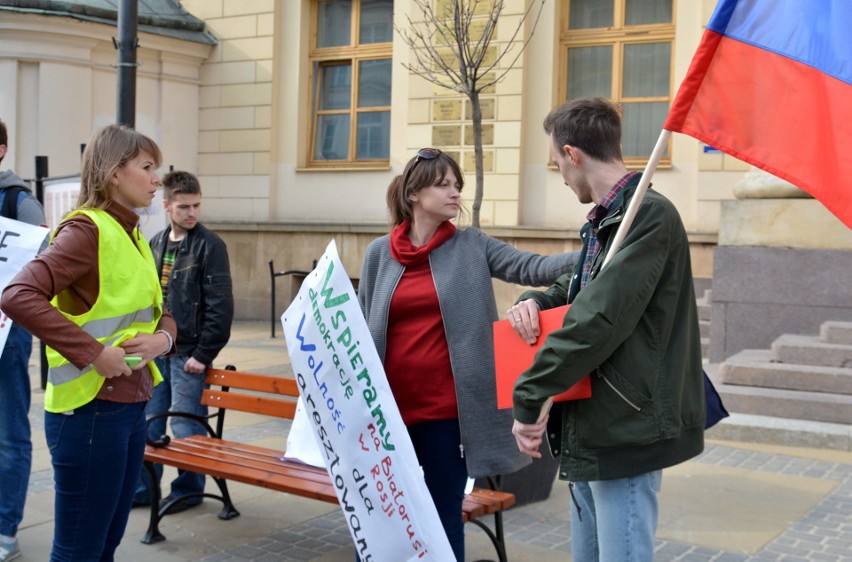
left=469, top=92, right=484, bottom=228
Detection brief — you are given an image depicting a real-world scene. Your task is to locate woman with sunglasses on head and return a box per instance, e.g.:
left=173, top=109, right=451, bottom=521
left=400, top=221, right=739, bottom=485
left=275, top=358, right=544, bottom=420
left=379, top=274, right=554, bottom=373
left=1, top=125, right=176, bottom=561
left=358, top=148, right=578, bottom=560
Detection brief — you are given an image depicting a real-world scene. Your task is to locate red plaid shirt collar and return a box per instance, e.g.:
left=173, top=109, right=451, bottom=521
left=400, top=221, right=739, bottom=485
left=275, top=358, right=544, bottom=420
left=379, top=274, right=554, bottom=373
left=580, top=171, right=640, bottom=289
left=586, top=171, right=640, bottom=224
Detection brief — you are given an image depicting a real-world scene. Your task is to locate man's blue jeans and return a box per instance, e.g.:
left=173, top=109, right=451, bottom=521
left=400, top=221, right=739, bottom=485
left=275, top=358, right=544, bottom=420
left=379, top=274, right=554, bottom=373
left=570, top=470, right=662, bottom=562
left=134, top=355, right=207, bottom=505
left=0, top=325, right=33, bottom=538
left=45, top=399, right=146, bottom=561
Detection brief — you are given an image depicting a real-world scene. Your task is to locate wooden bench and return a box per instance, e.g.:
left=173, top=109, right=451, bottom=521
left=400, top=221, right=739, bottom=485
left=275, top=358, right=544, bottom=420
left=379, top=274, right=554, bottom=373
left=141, top=366, right=515, bottom=561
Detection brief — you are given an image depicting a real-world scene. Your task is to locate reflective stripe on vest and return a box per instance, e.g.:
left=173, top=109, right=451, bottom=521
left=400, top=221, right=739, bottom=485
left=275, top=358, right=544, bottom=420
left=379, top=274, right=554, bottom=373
left=45, top=208, right=163, bottom=413
left=47, top=305, right=156, bottom=385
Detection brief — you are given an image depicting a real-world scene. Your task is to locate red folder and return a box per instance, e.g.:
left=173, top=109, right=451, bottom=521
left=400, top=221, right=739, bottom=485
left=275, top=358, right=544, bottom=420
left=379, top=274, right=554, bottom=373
left=494, top=304, right=592, bottom=410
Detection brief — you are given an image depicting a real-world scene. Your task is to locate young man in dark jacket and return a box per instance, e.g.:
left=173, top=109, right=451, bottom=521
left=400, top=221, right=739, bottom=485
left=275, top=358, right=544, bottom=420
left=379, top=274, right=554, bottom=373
left=508, top=98, right=705, bottom=561
left=0, top=118, right=46, bottom=562
left=133, top=171, right=234, bottom=513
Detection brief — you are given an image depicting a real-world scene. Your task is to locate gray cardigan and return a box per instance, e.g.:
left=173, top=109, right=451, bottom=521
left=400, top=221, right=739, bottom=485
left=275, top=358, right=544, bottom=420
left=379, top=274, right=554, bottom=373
left=358, top=227, right=577, bottom=478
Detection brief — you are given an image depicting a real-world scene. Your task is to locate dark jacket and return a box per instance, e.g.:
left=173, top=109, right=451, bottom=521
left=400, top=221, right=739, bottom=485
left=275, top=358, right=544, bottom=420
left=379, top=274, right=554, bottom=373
left=149, top=223, right=233, bottom=366
left=513, top=176, right=705, bottom=482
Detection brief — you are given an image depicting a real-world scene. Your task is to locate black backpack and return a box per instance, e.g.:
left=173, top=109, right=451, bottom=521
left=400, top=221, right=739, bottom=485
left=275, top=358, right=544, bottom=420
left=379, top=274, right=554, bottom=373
left=0, top=185, right=31, bottom=220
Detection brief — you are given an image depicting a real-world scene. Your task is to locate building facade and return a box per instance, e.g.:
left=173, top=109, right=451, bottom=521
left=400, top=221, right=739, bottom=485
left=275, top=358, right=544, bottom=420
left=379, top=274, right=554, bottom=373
left=2, top=0, right=754, bottom=320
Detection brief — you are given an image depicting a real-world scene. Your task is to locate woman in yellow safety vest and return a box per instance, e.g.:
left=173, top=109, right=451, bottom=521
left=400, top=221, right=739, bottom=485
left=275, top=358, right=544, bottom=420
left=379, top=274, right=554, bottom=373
left=1, top=125, right=177, bottom=561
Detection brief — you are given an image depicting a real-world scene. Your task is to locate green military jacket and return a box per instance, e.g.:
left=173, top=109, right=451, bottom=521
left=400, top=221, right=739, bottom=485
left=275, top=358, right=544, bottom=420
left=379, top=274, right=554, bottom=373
left=513, top=177, right=705, bottom=482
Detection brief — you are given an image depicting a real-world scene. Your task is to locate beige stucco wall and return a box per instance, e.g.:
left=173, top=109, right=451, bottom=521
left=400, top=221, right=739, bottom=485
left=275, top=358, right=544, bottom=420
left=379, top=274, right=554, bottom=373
left=0, top=11, right=210, bottom=180
left=180, top=0, right=275, bottom=222
left=1, top=1, right=725, bottom=322
left=181, top=1, right=742, bottom=234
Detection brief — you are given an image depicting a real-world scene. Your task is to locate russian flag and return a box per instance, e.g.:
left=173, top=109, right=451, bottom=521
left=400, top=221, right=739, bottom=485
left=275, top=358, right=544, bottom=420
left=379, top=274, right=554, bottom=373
left=664, top=0, right=852, bottom=228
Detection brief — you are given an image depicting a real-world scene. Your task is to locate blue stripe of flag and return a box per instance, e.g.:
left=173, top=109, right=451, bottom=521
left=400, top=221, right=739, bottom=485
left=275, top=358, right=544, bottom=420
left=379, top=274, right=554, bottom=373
left=707, top=0, right=852, bottom=85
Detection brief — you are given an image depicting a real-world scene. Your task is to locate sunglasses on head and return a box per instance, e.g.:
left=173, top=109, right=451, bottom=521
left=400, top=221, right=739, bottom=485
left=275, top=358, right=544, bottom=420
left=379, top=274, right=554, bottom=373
left=402, top=148, right=443, bottom=189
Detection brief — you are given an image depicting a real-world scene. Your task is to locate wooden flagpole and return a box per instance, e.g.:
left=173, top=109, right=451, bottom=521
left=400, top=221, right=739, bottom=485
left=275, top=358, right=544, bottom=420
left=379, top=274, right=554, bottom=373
left=601, top=129, right=672, bottom=268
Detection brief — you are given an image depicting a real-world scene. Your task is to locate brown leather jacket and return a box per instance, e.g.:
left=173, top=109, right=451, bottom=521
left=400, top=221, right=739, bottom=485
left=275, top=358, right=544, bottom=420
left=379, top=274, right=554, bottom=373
left=1, top=201, right=176, bottom=403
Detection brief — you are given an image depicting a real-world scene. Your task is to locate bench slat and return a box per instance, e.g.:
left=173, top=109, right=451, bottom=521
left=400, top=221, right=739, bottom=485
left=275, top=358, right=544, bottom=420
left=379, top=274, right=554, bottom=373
left=207, top=369, right=300, bottom=396
left=203, top=389, right=297, bottom=419
left=465, top=489, right=517, bottom=513
left=145, top=444, right=337, bottom=502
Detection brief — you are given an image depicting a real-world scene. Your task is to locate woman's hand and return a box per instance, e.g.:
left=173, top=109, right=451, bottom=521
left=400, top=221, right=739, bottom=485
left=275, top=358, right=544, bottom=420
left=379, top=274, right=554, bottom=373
left=506, top=298, right=541, bottom=344
left=120, top=332, right=170, bottom=365
left=92, top=345, right=132, bottom=378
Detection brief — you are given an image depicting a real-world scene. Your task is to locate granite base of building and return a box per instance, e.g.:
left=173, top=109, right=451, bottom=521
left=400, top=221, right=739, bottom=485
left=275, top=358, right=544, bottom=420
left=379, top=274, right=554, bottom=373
left=709, top=246, right=852, bottom=363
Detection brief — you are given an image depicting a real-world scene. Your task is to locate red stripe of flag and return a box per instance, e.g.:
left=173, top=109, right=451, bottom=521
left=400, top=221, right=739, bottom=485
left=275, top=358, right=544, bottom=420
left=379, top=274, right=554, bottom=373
left=665, top=27, right=852, bottom=229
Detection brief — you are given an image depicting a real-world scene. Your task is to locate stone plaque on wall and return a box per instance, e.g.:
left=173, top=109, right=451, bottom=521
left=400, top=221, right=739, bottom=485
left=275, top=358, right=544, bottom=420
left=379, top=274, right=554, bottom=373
left=480, top=72, right=497, bottom=94
left=436, top=0, right=491, bottom=16
left=432, top=125, right=462, bottom=146
left=481, top=46, right=497, bottom=67
left=466, top=98, right=495, bottom=120
left=469, top=19, right=494, bottom=42
left=433, top=99, right=462, bottom=121
left=435, top=48, right=456, bottom=70
left=463, top=150, right=494, bottom=173
left=465, top=123, right=494, bottom=146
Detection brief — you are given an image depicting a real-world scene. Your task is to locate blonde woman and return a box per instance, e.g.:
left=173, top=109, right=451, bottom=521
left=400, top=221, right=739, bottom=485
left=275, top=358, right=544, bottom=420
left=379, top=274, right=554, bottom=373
left=2, top=125, right=176, bottom=561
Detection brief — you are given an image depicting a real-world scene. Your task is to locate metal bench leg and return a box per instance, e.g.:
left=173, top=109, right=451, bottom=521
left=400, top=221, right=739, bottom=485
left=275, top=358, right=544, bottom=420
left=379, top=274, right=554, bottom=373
left=493, top=510, right=508, bottom=562
left=468, top=517, right=509, bottom=562
left=141, top=461, right=166, bottom=544
left=211, top=476, right=241, bottom=520
left=269, top=260, right=277, bottom=338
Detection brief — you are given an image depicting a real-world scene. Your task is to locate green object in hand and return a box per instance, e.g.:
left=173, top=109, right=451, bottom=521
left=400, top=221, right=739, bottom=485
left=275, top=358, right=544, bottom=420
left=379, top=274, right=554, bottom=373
left=124, top=356, right=142, bottom=368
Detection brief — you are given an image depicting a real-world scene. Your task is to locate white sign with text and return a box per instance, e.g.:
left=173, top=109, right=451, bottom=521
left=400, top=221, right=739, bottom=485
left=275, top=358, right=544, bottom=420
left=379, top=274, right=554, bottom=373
left=0, top=216, right=49, bottom=349
left=281, top=240, right=454, bottom=562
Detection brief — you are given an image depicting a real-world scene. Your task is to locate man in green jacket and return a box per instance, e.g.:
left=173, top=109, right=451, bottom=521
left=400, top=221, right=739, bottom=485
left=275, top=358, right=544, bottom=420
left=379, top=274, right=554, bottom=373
left=508, top=98, right=705, bottom=561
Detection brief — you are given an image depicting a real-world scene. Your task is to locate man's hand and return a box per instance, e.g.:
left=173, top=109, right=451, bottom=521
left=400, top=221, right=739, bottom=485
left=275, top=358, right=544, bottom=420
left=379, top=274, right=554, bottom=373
left=184, top=356, right=206, bottom=374
left=512, top=416, right=548, bottom=459
left=506, top=298, right=541, bottom=344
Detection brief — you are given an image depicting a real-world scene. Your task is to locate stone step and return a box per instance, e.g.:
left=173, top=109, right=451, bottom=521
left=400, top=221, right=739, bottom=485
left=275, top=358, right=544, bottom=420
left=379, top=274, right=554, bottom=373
left=701, top=337, right=709, bottom=359
left=822, top=321, right=852, bottom=345
left=720, top=349, right=852, bottom=394
left=715, top=382, right=852, bottom=425
left=693, top=277, right=712, bottom=300
left=706, top=412, right=852, bottom=452
left=697, top=302, right=711, bottom=322
left=699, top=319, right=710, bottom=339
left=771, top=333, right=852, bottom=368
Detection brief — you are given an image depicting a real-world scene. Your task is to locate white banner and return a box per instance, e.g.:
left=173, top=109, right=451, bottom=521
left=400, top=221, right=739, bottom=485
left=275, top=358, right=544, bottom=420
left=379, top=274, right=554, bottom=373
left=0, top=216, right=49, bottom=349
left=282, top=240, right=454, bottom=562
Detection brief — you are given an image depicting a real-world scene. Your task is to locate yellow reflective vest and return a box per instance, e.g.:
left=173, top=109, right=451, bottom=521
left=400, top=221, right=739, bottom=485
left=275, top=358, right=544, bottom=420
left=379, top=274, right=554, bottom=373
left=45, top=208, right=164, bottom=413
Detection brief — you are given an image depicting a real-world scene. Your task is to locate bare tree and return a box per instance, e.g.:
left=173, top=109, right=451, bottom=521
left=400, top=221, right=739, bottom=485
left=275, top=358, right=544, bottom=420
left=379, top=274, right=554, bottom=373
left=396, top=0, right=547, bottom=227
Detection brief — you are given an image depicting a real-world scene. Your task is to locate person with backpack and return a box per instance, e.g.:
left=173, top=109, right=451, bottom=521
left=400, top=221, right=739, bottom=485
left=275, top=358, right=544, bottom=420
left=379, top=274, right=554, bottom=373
left=0, top=117, right=47, bottom=562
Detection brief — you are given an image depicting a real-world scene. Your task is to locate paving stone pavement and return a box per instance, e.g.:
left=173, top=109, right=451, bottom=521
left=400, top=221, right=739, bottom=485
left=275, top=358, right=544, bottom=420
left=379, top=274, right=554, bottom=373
left=188, top=439, right=852, bottom=562
left=16, top=322, right=852, bottom=561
